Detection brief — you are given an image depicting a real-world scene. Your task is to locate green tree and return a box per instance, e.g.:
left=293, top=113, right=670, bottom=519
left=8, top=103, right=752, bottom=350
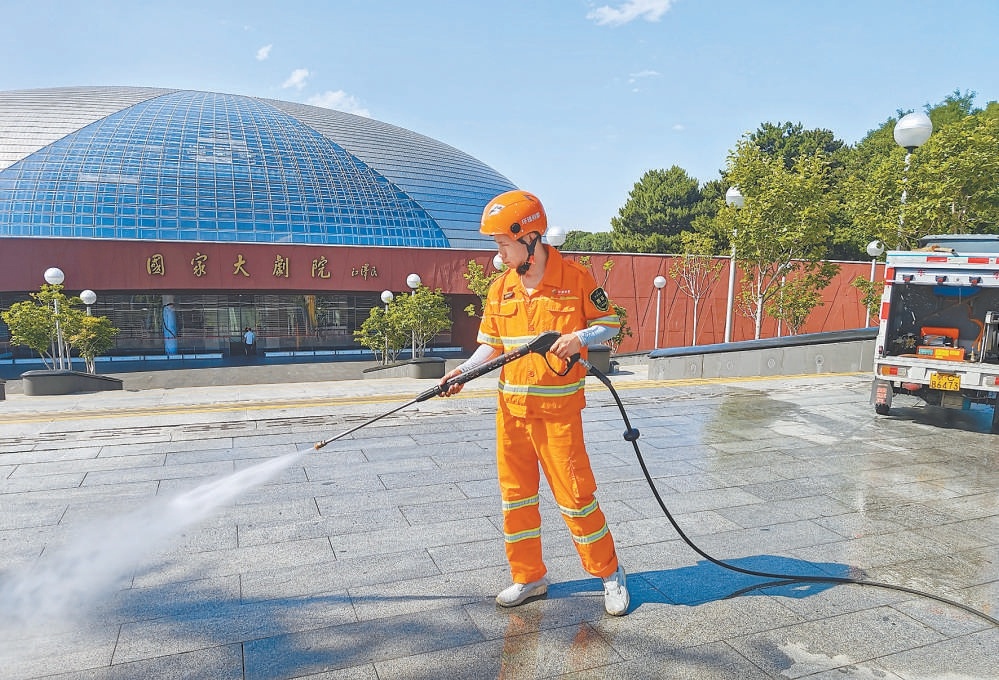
left=463, top=259, right=504, bottom=318
left=1, top=284, right=119, bottom=371
left=841, top=90, right=997, bottom=252
left=718, top=141, right=839, bottom=339
left=354, top=304, right=410, bottom=364
left=66, top=314, right=119, bottom=373
left=905, top=111, right=999, bottom=236
left=562, top=230, right=614, bottom=252
left=610, top=166, right=703, bottom=253
left=850, top=275, right=885, bottom=327
left=395, top=285, right=452, bottom=359
left=766, top=266, right=837, bottom=335
left=2, top=296, right=58, bottom=368
left=749, top=121, right=845, bottom=171
left=668, top=231, right=724, bottom=345
left=927, top=89, right=977, bottom=129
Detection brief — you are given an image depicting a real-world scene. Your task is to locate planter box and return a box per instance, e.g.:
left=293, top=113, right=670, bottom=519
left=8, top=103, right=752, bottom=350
left=363, top=357, right=446, bottom=381
left=21, top=369, right=124, bottom=396
left=587, top=345, right=613, bottom=375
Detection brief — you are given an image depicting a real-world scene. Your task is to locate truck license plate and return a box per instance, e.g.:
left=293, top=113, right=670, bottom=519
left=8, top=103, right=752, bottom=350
left=930, top=373, right=961, bottom=391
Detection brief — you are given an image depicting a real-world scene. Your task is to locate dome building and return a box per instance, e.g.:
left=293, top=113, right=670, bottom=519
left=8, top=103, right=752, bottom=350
left=0, top=87, right=517, bottom=361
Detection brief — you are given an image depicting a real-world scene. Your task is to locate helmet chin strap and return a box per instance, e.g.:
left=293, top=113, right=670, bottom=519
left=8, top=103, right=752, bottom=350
left=515, top=233, right=540, bottom=276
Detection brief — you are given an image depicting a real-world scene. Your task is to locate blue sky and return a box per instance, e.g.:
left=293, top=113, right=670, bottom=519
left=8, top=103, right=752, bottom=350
left=2, top=0, right=997, bottom=233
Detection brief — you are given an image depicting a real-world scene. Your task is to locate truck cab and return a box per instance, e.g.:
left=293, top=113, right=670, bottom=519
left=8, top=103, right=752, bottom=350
left=871, top=234, right=999, bottom=433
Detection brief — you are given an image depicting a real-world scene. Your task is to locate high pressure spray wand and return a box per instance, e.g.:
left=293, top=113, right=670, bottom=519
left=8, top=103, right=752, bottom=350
left=313, top=330, right=561, bottom=450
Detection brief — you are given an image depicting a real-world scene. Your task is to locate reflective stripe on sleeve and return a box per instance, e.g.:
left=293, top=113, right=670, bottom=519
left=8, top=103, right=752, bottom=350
left=589, top=316, right=621, bottom=329
left=476, top=331, right=504, bottom=347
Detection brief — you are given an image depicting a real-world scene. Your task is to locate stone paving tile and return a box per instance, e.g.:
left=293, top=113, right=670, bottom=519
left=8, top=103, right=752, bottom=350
left=375, top=620, right=623, bottom=679
left=314, top=481, right=469, bottom=515
left=725, top=606, right=946, bottom=678
left=0, top=372, right=995, bottom=679
left=82, top=459, right=237, bottom=486
left=242, top=608, right=486, bottom=680
left=114, top=592, right=357, bottom=664
left=0, top=619, right=120, bottom=680
left=727, top=493, right=856, bottom=528
left=329, top=516, right=500, bottom=560
left=426, top=537, right=509, bottom=574
left=238, top=550, right=442, bottom=600
left=43, top=644, right=246, bottom=680
left=347, top=565, right=511, bottom=622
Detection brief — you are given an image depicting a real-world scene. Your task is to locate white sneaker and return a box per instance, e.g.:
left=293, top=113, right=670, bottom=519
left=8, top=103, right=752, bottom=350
left=602, top=565, right=630, bottom=616
left=496, top=576, right=549, bottom=607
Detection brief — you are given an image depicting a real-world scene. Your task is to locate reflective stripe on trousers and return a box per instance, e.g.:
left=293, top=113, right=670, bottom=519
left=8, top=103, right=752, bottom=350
left=496, top=405, right=618, bottom=582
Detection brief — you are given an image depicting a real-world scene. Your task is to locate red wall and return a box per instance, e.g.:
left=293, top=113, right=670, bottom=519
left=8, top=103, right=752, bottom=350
left=0, top=238, right=871, bottom=353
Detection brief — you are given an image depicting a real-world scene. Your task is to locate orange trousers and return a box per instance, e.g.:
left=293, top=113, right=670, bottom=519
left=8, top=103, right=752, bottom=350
left=496, top=404, right=618, bottom=583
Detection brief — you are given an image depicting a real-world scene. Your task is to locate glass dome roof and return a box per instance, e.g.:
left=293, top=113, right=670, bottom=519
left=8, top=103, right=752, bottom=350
left=0, top=87, right=515, bottom=249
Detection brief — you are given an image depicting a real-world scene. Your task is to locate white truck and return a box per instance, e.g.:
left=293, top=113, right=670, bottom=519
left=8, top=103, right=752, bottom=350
left=871, top=234, right=999, bottom=433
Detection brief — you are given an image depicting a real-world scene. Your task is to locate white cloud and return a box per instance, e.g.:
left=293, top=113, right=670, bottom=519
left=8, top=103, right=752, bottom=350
left=256, top=44, right=272, bottom=61
left=282, top=68, right=310, bottom=90
left=672, top=123, right=685, bottom=131
left=627, top=69, right=661, bottom=83
left=307, top=90, right=370, bottom=117
left=587, top=0, right=676, bottom=27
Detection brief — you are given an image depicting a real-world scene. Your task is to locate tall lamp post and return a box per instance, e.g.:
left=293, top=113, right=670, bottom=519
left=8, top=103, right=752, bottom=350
left=380, top=290, right=394, bottom=364
left=653, top=275, right=667, bottom=349
left=79, top=290, right=98, bottom=373
left=865, top=240, right=885, bottom=327
left=723, top=186, right=744, bottom=343
left=406, top=273, right=421, bottom=359
left=43, top=267, right=66, bottom=369
left=892, top=112, right=933, bottom=249
left=80, top=289, right=97, bottom=316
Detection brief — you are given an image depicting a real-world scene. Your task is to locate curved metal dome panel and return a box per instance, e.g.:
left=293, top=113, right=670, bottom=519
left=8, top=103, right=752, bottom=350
left=0, top=87, right=516, bottom=248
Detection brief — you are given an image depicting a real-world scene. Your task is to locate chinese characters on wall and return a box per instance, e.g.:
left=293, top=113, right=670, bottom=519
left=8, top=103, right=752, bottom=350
left=144, top=251, right=380, bottom=283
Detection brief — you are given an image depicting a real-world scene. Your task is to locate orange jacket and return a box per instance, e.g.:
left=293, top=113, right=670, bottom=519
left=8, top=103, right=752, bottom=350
left=477, top=247, right=620, bottom=417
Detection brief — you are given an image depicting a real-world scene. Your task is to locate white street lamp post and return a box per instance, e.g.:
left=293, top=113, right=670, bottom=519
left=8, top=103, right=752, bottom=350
left=80, top=289, right=97, bottom=316
left=406, top=273, right=421, bottom=359
left=723, top=186, right=744, bottom=343
left=79, top=290, right=98, bottom=372
left=380, top=290, right=394, bottom=364
left=43, top=267, right=66, bottom=369
left=892, top=112, right=933, bottom=249
left=546, top=225, right=566, bottom=248
left=865, top=240, right=885, bottom=327
left=653, top=275, right=667, bottom=350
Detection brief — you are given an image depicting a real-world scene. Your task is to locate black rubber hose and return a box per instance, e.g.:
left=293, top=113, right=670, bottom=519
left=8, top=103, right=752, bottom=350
left=585, top=361, right=998, bottom=627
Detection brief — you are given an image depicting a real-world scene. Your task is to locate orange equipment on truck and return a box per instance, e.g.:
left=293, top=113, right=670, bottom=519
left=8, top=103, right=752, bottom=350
left=871, top=234, right=999, bottom=433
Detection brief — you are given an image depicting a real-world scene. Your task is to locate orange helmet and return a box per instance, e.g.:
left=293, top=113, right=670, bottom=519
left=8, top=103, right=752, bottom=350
left=480, top=190, right=547, bottom=238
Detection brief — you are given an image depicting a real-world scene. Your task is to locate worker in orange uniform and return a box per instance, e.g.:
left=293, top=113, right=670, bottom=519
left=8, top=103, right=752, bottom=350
left=439, top=190, right=629, bottom=616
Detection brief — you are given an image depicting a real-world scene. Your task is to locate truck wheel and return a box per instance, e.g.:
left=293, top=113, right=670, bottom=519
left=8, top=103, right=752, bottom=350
left=875, top=403, right=890, bottom=416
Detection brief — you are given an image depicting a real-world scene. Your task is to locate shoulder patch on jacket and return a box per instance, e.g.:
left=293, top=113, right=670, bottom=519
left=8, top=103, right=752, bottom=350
left=590, top=287, right=610, bottom=312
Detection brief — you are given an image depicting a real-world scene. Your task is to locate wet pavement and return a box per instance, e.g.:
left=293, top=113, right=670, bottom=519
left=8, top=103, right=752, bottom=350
left=0, top=364, right=996, bottom=679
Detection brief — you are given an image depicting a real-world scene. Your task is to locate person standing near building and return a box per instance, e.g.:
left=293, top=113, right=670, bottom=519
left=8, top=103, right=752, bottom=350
left=439, top=190, right=629, bottom=616
left=243, top=326, right=255, bottom=355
